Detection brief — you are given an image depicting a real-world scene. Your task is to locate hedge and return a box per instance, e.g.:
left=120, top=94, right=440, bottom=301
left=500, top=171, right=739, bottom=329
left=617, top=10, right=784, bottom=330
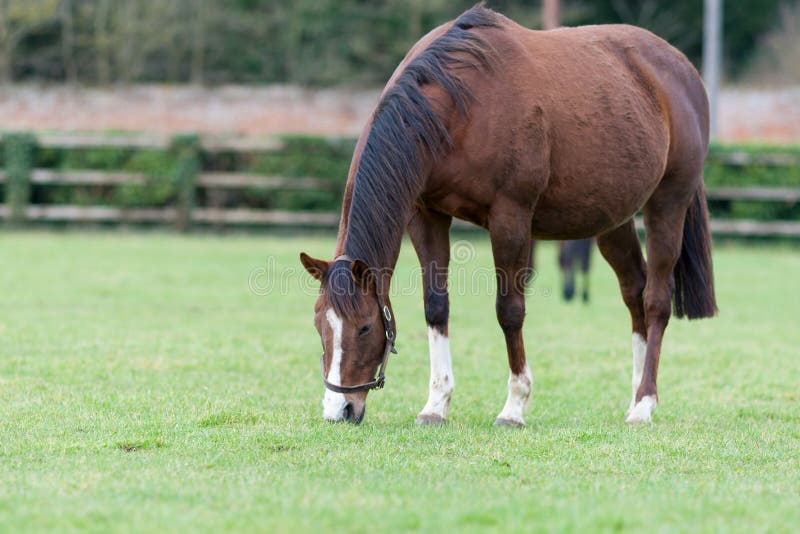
left=705, top=142, right=800, bottom=221
left=4, top=133, right=36, bottom=226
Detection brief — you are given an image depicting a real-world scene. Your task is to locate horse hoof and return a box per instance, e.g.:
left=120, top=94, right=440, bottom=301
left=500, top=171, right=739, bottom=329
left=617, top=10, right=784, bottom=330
left=625, top=413, right=652, bottom=424
left=415, top=413, right=446, bottom=425
left=625, top=395, right=656, bottom=424
left=493, top=417, right=525, bottom=427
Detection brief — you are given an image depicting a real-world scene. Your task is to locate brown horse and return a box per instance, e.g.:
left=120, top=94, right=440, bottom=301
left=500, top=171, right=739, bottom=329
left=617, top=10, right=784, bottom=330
left=300, top=6, right=716, bottom=426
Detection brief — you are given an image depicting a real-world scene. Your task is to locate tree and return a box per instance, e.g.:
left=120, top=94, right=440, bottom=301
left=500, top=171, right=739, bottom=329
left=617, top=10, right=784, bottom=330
left=746, top=1, right=800, bottom=86
left=59, top=0, right=76, bottom=84
left=93, top=0, right=112, bottom=84
left=190, top=0, right=207, bottom=84
left=575, top=0, right=784, bottom=78
left=0, top=0, right=787, bottom=86
left=0, top=0, right=59, bottom=84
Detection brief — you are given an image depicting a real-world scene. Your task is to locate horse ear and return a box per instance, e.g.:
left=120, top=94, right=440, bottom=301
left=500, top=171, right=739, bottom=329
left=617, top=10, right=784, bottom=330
left=300, top=252, right=329, bottom=281
left=351, top=259, right=375, bottom=291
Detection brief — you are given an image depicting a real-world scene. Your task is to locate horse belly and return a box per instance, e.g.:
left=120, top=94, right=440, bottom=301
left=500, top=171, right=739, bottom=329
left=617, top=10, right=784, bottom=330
left=531, top=155, right=664, bottom=240
left=530, top=109, right=669, bottom=238
left=531, top=192, right=640, bottom=239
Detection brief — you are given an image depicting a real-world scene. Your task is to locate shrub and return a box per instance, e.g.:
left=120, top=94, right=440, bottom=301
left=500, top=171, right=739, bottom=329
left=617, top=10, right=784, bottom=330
left=705, top=143, right=800, bottom=221
left=3, top=133, right=36, bottom=225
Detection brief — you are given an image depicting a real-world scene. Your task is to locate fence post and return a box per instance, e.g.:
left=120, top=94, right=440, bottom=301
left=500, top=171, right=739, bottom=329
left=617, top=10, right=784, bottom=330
left=170, top=134, right=200, bottom=232
left=4, top=133, right=36, bottom=226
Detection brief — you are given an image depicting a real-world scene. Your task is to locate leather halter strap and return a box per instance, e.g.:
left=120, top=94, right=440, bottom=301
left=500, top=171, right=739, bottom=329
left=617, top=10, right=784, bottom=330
left=320, top=255, right=397, bottom=394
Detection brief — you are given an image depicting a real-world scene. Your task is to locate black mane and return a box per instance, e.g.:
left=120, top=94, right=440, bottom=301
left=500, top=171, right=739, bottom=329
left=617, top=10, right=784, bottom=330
left=326, top=6, right=500, bottom=317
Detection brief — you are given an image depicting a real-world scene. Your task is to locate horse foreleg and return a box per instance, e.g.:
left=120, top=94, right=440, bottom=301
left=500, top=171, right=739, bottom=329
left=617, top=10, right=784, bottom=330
left=408, top=208, right=454, bottom=425
left=489, top=203, right=534, bottom=427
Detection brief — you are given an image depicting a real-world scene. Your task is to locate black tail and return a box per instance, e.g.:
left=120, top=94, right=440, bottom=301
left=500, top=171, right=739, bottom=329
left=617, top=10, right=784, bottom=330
left=673, top=187, right=718, bottom=319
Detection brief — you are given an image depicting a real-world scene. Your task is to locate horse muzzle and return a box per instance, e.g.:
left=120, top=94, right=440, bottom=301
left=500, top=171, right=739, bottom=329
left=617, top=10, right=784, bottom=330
left=323, top=391, right=366, bottom=424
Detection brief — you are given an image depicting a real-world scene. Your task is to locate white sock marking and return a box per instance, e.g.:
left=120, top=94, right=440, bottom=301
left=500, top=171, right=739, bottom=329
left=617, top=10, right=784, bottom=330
left=626, top=395, right=657, bottom=424
left=629, top=333, right=647, bottom=414
left=496, top=365, right=533, bottom=425
left=322, top=308, right=347, bottom=421
left=418, top=327, right=454, bottom=420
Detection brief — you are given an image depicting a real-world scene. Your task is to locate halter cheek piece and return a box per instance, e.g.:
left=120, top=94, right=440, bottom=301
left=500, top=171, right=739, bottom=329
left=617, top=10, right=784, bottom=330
left=320, top=255, right=398, bottom=394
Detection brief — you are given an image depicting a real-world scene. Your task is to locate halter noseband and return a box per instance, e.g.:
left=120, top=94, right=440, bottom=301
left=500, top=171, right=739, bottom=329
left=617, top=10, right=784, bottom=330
left=320, top=255, right=398, bottom=394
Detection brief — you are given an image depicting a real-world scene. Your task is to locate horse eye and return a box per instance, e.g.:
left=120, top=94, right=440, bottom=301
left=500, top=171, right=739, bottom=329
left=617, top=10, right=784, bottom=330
left=358, top=324, right=372, bottom=336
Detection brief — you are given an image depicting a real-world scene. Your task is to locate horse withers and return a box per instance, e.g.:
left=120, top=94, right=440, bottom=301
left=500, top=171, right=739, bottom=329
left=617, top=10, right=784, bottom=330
left=300, top=6, right=716, bottom=426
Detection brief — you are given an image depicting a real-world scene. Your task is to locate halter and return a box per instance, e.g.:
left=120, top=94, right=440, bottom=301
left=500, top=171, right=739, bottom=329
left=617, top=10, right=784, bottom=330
left=320, top=255, right=398, bottom=394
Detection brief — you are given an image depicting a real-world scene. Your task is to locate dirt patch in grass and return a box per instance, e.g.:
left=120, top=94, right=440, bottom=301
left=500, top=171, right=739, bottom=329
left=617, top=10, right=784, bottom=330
left=116, top=439, right=166, bottom=452
left=198, top=411, right=260, bottom=428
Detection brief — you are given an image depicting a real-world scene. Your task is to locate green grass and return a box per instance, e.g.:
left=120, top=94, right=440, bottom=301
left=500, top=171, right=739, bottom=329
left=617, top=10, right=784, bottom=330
left=1, top=232, right=798, bottom=532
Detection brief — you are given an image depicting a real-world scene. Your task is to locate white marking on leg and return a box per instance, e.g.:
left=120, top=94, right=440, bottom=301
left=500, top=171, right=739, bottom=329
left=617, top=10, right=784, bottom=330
left=626, top=395, right=657, bottom=424
left=322, top=308, right=347, bottom=421
left=417, top=327, right=454, bottom=421
left=495, top=365, right=533, bottom=425
left=628, top=333, right=647, bottom=415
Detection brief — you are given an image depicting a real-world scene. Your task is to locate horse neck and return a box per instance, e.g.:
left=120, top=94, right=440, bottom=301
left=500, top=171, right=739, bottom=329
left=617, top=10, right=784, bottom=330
left=335, top=159, right=426, bottom=296
left=338, top=185, right=412, bottom=296
left=334, top=158, right=359, bottom=258
left=334, top=128, right=369, bottom=257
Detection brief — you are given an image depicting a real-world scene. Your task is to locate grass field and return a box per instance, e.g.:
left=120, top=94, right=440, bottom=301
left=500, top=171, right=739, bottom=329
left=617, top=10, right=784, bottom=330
left=1, top=232, right=798, bottom=532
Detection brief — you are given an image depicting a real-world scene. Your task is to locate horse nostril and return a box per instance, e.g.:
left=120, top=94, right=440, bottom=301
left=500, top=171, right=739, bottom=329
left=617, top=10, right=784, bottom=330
left=342, top=402, right=354, bottom=422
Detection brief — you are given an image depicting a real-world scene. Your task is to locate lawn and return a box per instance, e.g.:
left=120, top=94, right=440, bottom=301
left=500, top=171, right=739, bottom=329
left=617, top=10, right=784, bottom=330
left=1, top=232, right=798, bottom=532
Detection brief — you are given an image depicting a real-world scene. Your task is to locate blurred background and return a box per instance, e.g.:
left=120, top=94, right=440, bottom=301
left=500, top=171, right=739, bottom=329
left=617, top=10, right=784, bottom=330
left=0, top=0, right=798, bottom=236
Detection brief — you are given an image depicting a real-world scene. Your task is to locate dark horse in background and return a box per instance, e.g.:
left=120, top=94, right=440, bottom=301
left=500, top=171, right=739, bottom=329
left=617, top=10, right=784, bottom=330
left=531, top=239, right=595, bottom=303
left=559, top=239, right=593, bottom=302
left=301, top=6, right=716, bottom=426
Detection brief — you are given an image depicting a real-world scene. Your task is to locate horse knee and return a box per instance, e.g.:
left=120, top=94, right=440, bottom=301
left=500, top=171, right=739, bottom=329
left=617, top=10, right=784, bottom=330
left=496, top=298, right=525, bottom=333
left=425, top=292, right=449, bottom=330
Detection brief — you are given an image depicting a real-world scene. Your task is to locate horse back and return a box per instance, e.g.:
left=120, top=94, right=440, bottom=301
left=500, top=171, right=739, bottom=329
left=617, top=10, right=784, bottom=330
left=429, top=20, right=708, bottom=238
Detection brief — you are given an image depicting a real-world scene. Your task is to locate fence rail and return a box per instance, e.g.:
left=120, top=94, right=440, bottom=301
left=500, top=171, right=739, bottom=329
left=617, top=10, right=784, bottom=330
left=705, top=186, right=800, bottom=202
left=2, top=202, right=798, bottom=236
left=35, top=132, right=284, bottom=152
left=1, top=132, right=799, bottom=236
left=0, top=205, right=341, bottom=226
left=0, top=169, right=333, bottom=190
left=633, top=217, right=800, bottom=238
left=708, top=151, right=800, bottom=167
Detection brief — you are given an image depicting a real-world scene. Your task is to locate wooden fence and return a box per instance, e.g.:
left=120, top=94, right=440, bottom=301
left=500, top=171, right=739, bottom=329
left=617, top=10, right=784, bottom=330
left=0, top=132, right=799, bottom=236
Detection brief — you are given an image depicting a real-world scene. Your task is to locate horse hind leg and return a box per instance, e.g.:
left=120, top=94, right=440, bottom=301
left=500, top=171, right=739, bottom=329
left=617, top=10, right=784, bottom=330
left=559, top=242, right=576, bottom=301
left=629, top=178, right=717, bottom=423
left=629, top=204, right=686, bottom=423
left=596, top=220, right=648, bottom=418
left=563, top=264, right=576, bottom=301
left=489, top=200, right=535, bottom=427
left=580, top=239, right=592, bottom=303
